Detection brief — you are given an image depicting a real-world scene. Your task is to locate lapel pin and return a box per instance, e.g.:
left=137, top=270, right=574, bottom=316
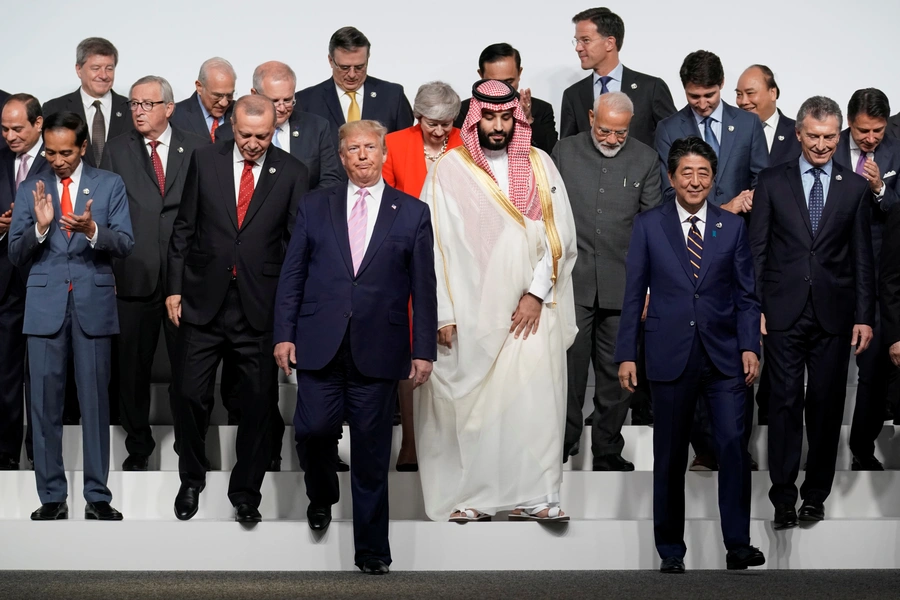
left=116, top=111, right=122, bottom=118
left=292, top=130, right=299, bottom=138
left=715, top=222, right=722, bottom=229
left=550, top=186, right=557, bottom=193
left=836, top=174, right=842, bottom=181
left=633, top=182, right=640, bottom=188
left=83, top=188, right=90, bottom=195
left=778, top=135, right=785, bottom=141
left=269, top=167, right=276, bottom=174
left=40, top=150, right=46, bottom=157
left=391, top=203, right=397, bottom=210
left=727, top=125, right=735, bottom=132
left=177, top=147, right=184, bottom=153
left=631, top=83, right=637, bottom=90
left=370, top=91, right=377, bottom=98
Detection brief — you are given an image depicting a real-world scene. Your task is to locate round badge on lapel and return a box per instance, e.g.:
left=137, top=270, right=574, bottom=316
left=292, top=131, right=299, bottom=138
left=630, top=83, right=637, bottom=90
left=116, top=111, right=122, bottom=118
left=370, top=91, right=377, bottom=98
left=178, top=147, right=184, bottom=153
left=269, top=167, right=276, bottom=174
left=83, top=188, right=90, bottom=195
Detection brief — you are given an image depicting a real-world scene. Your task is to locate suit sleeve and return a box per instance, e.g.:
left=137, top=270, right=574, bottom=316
left=315, top=121, right=342, bottom=189
left=614, top=214, right=651, bottom=363
left=876, top=164, right=900, bottom=213
left=640, top=152, right=663, bottom=211
left=167, top=152, right=200, bottom=296
left=732, top=220, right=761, bottom=355
left=853, top=184, right=876, bottom=326
left=7, top=181, right=40, bottom=266
left=395, top=88, right=414, bottom=131
left=409, top=203, right=438, bottom=361
left=748, top=174, right=773, bottom=307
left=273, top=193, right=310, bottom=345
left=650, top=79, right=677, bottom=131
left=748, top=118, right=768, bottom=189
left=559, top=89, right=578, bottom=139
left=531, top=104, right=558, bottom=154
left=655, top=124, right=676, bottom=202
left=93, top=175, right=134, bottom=258
left=880, top=206, right=900, bottom=344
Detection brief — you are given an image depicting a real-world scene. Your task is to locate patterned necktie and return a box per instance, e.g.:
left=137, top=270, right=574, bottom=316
left=15, top=154, right=30, bottom=190
left=809, top=167, right=825, bottom=234
left=91, top=100, right=106, bottom=164
left=209, top=118, right=219, bottom=143
left=598, top=76, right=612, bottom=95
left=346, top=91, right=361, bottom=122
left=232, top=160, right=255, bottom=277
left=702, top=116, right=720, bottom=155
left=148, top=140, right=165, bottom=195
left=687, top=216, right=703, bottom=280
left=855, top=152, right=867, bottom=175
left=348, top=187, right=369, bottom=275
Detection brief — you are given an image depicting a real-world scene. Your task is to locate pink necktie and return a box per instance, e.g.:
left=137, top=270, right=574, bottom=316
left=348, top=188, right=369, bottom=275
left=15, top=154, right=29, bottom=190
left=855, top=152, right=867, bottom=175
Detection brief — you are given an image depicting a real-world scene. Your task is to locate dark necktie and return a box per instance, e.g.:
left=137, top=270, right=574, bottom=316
left=598, top=75, right=612, bottom=95
left=148, top=140, right=165, bottom=195
left=702, top=116, right=719, bottom=156
left=808, top=167, right=824, bottom=234
left=91, top=100, right=106, bottom=164
left=687, top=216, right=703, bottom=279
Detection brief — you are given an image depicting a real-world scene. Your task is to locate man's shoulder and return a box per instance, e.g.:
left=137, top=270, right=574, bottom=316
left=707, top=203, right=745, bottom=227
left=724, top=103, right=762, bottom=129
left=174, top=93, right=198, bottom=111
left=562, top=74, right=592, bottom=97
left=622, top=137, right=658, bottom=162
left=658, top=105, right=690, bottom=128
left=532, top=96, right=554, bottom=114
left=42, top=89, right=78, bottom=112
left=623, top=65, right=667, bottom=86
left=296, top=79, right=332, bottom=100
left=172, top=125, right=211, bottom=150
left=85, top=163, right=125, bottom=186
left=366, top=75, right=405, bottom=94
left=290, top=110, right=331, bottom=133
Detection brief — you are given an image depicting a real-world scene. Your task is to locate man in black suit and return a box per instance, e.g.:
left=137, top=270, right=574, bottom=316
left=42, top=38, right=129, bottom=167
left=296, top=26, right=413, bottom=163
left=750, top=95, right=875, bottom=529
left=888, top=112, right=900, bottom=140
left=453, top=43, right=557, bottom=153
left=0, top=94, right=50, bottom=469
left=99, top=76, right=208, bottom=471
left=167, top=95, right=310, bottom=523
left=169, top=58, right=236, bottom=143
left=561, top=7, right=675, bottom=147
left=834, top=89, right=900, bottom=472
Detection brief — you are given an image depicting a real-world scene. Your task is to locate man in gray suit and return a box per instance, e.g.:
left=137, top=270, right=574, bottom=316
left=553, top=91, right=661, bottom=470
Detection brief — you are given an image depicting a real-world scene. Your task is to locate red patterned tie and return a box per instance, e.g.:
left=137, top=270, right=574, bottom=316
left=233, top=160, right=255, bottom=276
left=148, top=141, right=165, bottom=195
left=210, top=118, right=219, bottom=143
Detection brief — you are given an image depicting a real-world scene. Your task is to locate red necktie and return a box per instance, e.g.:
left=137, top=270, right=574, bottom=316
left=210, top=118, right=219, bottom=143
left=60, top=177, right=74, bottom=291
left=149, top=141, right=165, bottom=195
left=233, top=160, right=255, bottom=276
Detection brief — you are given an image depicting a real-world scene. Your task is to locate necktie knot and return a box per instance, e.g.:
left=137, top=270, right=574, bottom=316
left=597, top=75, right=612, bottom=95
left=689, top=215, right=700, bottom=225
left=148, top=140, right=160, bottom=150
left=92, top=99, right=102, bottom=108
left=61, top=177, right=72, bottom=187
left=243, top=159, right=255, bottom=172
left=357, top=187, right=369, bottom=200
left=810, top=167, right=823, bottom=180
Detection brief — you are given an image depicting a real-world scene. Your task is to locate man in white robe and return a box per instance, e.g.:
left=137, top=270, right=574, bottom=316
left=417, top=79, right=578, bottom=522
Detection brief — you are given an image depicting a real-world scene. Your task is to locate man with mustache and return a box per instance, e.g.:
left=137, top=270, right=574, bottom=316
left=552, top=91, right=661, bottom=470
left=417, top=79, right=578, bottom=524
left=750, top=96, right=874, bottom=529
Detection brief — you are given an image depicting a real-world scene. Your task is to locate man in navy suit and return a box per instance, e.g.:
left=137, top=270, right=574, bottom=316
left=8, top=111, right=134, bottom=521
left=0, top=94, right=50, bottom=470
left=274, top=120, right=437, bottom=575
left=750, top=96, right=874, bottom=528
left=616, top=136, right=763, bottom=573
left=169, top=57, right=236, bottom=143
left=834, top=88, right=900, bottom=471
left=295, top=26, right=413, bottom=172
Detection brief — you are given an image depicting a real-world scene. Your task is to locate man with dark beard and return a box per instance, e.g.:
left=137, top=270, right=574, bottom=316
left=552, top=91, right=661, bottom=470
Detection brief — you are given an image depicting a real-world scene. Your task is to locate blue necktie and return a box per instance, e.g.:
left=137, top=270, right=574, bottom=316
left=598, top=76, right=612, bottom=95
left=687, top=216, right=703, bottom=280
left=272, top=128, right=282, bottom=149
left=702, top=116, right=719, bottom=155
left=808, top=167, right=824, bottom=234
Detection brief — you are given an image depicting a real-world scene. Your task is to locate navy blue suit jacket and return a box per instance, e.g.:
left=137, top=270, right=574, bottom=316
left=615, top=201, right=759, bottom=382
left=768, top=109, right=801, bottom=167
left=274, top=182, right=437, bottom=381
left=170, top=91, right=234, bottom=141
left=656, top=102, right=768, bottom=205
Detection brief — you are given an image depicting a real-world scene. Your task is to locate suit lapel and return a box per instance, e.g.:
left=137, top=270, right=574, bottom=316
left=127, top=131, right=160, bottom=191
left=660, top=202, right=695, bottom=284
left=772, top=110, right=793, bottom=158
left=356, top=185, right=400, bottom=276
left=164, top=129, right=187, bottom=197
left=786, top=161, right=813, bottom=238
left=717, top=104, right=737, bottom=175
left=214, top=142, right=239, bottom=232
left=289, top=114, right=304, bottom=160
left=679, top=106, right=700, bottom=139
left=360, top=79, right=377, bottom=121
left=239, top=150, right=282, bottom=230
left=329, top=187, right=354, bottom=275
left=323, top=82, right=346, bottom=127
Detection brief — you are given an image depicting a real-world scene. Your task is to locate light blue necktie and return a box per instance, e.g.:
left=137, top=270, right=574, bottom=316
left=808, top=168, right=824, bottom=234
left=702, top=116, right=719, bottom=155
left=272, top=128, right=282, bottom=149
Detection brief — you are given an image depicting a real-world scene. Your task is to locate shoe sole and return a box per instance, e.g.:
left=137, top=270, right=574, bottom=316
left=798, top=514, right=824, bottom=522
left=727, top=557, right=766, bottom=570
left=31, top=512, right=68, bottom=521
left=773, top=520, right=798, bottom=530
left=85, top=513, right=124, bottom=521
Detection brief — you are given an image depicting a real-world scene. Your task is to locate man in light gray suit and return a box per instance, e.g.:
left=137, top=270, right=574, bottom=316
left=553, top=91, right=661, bottom=470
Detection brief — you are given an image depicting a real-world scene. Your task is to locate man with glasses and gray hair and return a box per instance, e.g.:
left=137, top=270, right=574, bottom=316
left=170, top=57, right=237, bottom=143
left=99, top=76, right=208, bottom=472
left=552, top=91, right=661, bottom=471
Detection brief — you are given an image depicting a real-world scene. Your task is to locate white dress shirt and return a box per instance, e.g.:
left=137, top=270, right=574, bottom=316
left=483, top=148, right=553, bottom=301
left=80, top=88, right=112, bottom=143
left=347, top=177, right=384, bottom=252
left=145, top=125, right=172, bottom=175
left=675, top=200, right=708, bottom=245
left=233, top=145, right=265, bottom=203
left=693, top=101, right=724, bottom=145
left=762, top=110, right=780, bottom=153
left=273, top=121, right=291, bottom=153
left=592, top=62, right=624, bottom=101
left=35, top=161, right=98, bottom=246
left=849, top=136, right=885, bottom=199
left=336, top=82, right=365, bottom=122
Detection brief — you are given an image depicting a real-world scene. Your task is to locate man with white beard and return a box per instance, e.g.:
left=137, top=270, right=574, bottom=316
left=552, top=92, right=661, bottom=470
left=417, top=79, right=577, bottom=522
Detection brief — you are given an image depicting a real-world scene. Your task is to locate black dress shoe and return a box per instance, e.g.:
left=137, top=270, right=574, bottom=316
left=851, top=455, right=884, bottom=471
left=122, top=454, right=149, bottom=471
left=235, top=503, right=262, bottom=523
left=593, top=454, right=635, bottom=472
left=85, top=501, right=123, bottom=521
left=660, top=556, right=685, bottom=574
left=689, top=453, right=718, bottom=471
left=0, top=453, right=19, bottom=470
left=631, top=408, right=654, bottom=426
left=749, top=456, right=759, bottom=471
left=773, top=503, right=798, bottom=530
left=31, top=502, right=68, bottom=520
left=396, top=462, right=418, bottom=472
left=336, top=458, right=350, bottom=472
left=267, top=459, right=282, bottom=472
left=174, top=483, right=204, bottom=521
left=726, top=545, right=766, bottom=570
left=360, top=558, right=390, bottom=575
left=307, top=504, right=332, bottom=531
left=798, top=500, right=825, bottom=522
left=584, top=413, right=594, bottom=426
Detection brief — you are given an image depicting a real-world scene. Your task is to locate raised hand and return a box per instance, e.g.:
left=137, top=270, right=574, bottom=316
left=32, top=181, right=54, bottom=234
left=60, top=198, right=97, bottom=238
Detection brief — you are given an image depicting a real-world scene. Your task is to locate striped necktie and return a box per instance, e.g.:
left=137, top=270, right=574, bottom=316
left=687, top=216, right=703, bottom=279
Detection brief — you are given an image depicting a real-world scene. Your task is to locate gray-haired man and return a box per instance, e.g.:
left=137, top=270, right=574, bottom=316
left=170, top=57, right=237, bottom=142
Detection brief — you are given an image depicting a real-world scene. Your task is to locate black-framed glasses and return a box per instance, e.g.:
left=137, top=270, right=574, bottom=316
left=128, top=100, right=167, bottom=111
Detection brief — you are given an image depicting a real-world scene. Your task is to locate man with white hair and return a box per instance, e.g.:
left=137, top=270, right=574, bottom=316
left=170, top=57, right=237, bottom=143
left=552, top=91, right=661, bottom=470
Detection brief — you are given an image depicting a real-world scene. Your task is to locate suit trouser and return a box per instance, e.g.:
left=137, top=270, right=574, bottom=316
left=28, top=293, right=112, bottom=503
left=221, top=365, right=284, bottom=461
left=115, top=280, right=177, bottom=458
left=691, top=385, right=756, bottom=460
left=564, top=302, right=629, bottom=460
left=295, top=330, right=397, bottom=567
left=766, top=297, right=851, bottom=506
left=650, top=332, right=751, bottom=560
left=0, top=275, right=27, bottom=459
left=849, top=305, right=891, bottom=459
left=172, top=282, right=276, bottom=507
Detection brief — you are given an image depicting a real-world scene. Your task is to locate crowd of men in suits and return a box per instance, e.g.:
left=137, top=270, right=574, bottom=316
left=1, top=5, right=899, bottom=570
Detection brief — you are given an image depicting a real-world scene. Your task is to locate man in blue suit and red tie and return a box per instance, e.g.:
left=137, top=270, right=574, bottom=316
left=615, top=136, right=764, bottom=573
left=8, top=111, right=134, bottom=520
left=273, top=120, right=437, bottom=575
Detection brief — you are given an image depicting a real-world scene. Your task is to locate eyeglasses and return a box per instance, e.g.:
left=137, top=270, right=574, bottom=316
left=206, top=91, right=234, bottom=103
left=596, top=126, right=628, bottom=139
left=272, top=98, right=297, bottom=109
left=128, top=100, right=167, bottom=111
left=331, top=60, right=367, bottom=74
left=572, top=36, right=605, bottom=47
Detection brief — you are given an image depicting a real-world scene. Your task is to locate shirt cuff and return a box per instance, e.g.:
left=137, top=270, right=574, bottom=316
left=875, top=184, right=886, bottom=200
left=35, top=224, right=48, bottom=243
left=86, top=223, right=99, bottom=248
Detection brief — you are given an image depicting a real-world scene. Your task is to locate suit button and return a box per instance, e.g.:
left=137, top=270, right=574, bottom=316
left=596, top=228, right=602, bottom=235
left=226, top=266, right=233, bottom=272
left=343, top=312, right=349, bottom=318
left=694, top=294, right=699, bottom=299
left=599, top=188, right=605, bottom=194
left=690, top=321, right=695, bottom=327
left=235, top=240, right=241, bottom=245
left=810, top=251, right=815, bottom=256
left=352, top=282, right=358, bottom=287
left=804, top=276, right=810, bottom=282
left=602, top=168, right=608, bottom=174
left=597, top=208, right=602, bottom=214
left=64, top=279, right=70, bottom=284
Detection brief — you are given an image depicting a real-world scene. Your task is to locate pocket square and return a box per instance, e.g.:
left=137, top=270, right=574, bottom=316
left=884, top=171, right=897, bottom=179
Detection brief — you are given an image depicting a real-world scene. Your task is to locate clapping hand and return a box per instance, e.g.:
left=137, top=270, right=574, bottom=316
left=0, top=204, right=12, bottom=235
left=32, top=181, right=54, bottom=235
left=60, top=198, right=97, bottom=238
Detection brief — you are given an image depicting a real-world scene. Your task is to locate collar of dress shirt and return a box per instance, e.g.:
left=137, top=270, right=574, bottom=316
left=336, top=81, right=365, bottom=100
left=80, top=88, right=112, bottom=113
left=278, top=120, right=291, bottom=138
left=145, top=124, right=172, bottom=148
left=21, top=141, right=42, bottom=161
left=594, top=62, right=623, bottom=86
left=693, top=100, right=724, bottom=127
left=848, top=135, right=874, bottom=158
left=232, top=144, right=266, bottom=168
left=58, top=160, right=84, bottom=188
left=763, top=109, right=780, bottom=131
left=197, top=94, right=220, bottom=125
left=675, top=198, right=708, bottom=227
left=799, top=155, right=833, bottom=178
left=348, top=177, right=385, bottom=201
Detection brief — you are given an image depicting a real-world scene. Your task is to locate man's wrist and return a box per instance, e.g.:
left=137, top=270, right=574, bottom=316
left=526, top=292, right=543, bottom=303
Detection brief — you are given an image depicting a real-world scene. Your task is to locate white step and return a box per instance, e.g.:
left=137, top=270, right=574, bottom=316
left=0, top=517, right=896, bottom=570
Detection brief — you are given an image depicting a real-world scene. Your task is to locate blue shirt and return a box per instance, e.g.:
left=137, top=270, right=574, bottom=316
left=592, top=62, right=624, bottom=101
left=799, top=155, right=832, bottom=207
left=196, top=94, right=223, bottom=133
left=692, top=101, right=723, bottom=143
